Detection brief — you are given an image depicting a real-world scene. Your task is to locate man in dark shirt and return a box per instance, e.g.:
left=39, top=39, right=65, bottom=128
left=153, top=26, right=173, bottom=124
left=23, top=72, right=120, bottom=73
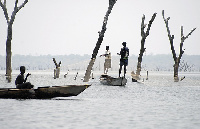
left=15, top=66, right=33, bottom=89
left=118, top=42, right=129, bottom=77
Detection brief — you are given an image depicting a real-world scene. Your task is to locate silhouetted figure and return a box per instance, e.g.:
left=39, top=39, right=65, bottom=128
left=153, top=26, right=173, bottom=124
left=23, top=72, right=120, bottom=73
left=118, top=42, right=129, bottom=77
left=15, top=66, right=33, bottom=89
left=100, top=46, right=111, bottom=74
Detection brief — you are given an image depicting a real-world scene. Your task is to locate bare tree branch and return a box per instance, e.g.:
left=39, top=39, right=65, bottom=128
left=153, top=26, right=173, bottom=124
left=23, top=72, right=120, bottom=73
left=15, top=0, right=18, bottom=10
left=178, top=27, right=196, bottom=64
left=162, top=10, right=172, bottom=39
left=10, top=0, right=28, bottom=25
left=3, top=0, right=6, bottom=6
left=0, top=0, right=9, bottom=23
left=141, top=14, right=146, bottom=38
left=109, top=0, right=116, bottom=6
left=18, top=0, right=28, bottom=12
left=162, top=10, right=177, bottom=62
left=184, top=28, right=196, bottom=41
left=0, top=0, right=28, bottom=24
left=146, top=13, right=157, bottom=37
left=181, top=26, right=183, bottom=40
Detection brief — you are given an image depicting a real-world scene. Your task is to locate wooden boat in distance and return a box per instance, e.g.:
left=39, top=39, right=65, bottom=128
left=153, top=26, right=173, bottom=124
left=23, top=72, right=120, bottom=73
left=0, top=84, right=91, bottom=99
left=100, top=74, right=127, bottom=86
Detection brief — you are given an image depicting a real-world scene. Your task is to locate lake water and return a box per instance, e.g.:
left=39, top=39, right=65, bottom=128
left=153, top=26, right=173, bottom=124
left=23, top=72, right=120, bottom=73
left=0, top=70, right=200, bottom=129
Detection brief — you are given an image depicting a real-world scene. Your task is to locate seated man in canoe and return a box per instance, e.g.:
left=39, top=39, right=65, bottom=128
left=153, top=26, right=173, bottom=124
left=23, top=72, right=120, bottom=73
left=15, top=66, right=34, bottom=89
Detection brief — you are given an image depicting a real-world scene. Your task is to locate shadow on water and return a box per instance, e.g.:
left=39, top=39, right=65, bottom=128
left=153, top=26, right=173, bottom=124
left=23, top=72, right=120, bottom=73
left=0, top=97, right=85, bottom=101
left=52, top=98, right=84, bottom=101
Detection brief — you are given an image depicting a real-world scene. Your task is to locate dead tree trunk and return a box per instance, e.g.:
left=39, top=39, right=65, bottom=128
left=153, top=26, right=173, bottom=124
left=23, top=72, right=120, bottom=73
left=53, top=58, right=61, bottom=79
left=162, top=10, right=196, bottom=81
left=0, top=0, right=28, bottom=82
left=83, top=0, right=117, bottom=82
left=131, top=13, right=157, bottom=82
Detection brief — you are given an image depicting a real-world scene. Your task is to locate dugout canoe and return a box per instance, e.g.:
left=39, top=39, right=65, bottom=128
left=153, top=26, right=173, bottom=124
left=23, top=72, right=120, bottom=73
left=100, top=74, right=127, bottom=86
left=0, top=84, right=91, bottom=99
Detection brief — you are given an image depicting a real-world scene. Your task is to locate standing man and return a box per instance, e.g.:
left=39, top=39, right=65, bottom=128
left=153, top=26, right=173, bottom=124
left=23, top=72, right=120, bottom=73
left=15, top=66, right=33, bottom=89
left=118, top=42, right=129, bottom=77
left=100, top=46, right=111, bottom=74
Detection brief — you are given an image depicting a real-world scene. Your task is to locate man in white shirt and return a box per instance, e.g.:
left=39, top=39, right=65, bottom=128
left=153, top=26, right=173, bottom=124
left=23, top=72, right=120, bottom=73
left=100, top=46, right=111, bottom=74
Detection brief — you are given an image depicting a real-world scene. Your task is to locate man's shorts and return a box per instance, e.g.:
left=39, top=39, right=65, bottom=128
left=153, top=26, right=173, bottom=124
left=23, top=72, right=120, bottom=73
left=120, top=59, right=128, bottom=66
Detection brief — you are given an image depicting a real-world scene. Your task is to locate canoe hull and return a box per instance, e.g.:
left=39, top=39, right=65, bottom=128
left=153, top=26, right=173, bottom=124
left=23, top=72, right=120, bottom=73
left=0, top=88, right=35, bottom=99
left=100, top=75, right=127, bottom=86
left=35, top=85, right=90, bottom=99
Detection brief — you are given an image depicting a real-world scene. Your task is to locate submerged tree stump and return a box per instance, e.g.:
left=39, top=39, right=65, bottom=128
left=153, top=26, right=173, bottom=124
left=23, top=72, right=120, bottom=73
left=131, top=13, right=157, bottom=82
left=0, top=0, right=29, bottom=82
left=53, top=58, right=61, bottom=79
left=162, top=10, right=196, bottom=82
left=83, top=0, right=117, bottom=82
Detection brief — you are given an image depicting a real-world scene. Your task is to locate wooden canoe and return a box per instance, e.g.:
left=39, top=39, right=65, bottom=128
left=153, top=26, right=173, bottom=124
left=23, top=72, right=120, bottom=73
left=0, top=84, right=91, bottom=99
left=100, top=74, right=127, bottom=86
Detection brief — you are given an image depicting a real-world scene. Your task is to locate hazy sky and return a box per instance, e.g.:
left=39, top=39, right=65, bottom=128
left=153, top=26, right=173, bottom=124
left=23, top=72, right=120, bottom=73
left=0, top=0, right=199, bottom=56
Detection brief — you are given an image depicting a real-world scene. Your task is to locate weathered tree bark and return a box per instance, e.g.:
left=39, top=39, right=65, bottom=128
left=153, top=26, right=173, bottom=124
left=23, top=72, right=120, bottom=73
left=162, top=10, right=196, bottom=81
left=53, top=58, right=61, bottom=79
left=83, top=0, right=117, bottom=82
left=0, top=0, right=28, bottom=82
left=131, top=13, right=157, bottom=82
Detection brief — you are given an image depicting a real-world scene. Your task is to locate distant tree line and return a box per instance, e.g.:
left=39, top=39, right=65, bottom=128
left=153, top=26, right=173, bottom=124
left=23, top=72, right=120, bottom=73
left=0, top=54, right=199, bottom=72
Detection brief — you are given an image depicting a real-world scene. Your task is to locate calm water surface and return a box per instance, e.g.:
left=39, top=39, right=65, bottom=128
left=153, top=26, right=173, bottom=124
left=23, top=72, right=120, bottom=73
left=0, top=71, right=200, bottom=129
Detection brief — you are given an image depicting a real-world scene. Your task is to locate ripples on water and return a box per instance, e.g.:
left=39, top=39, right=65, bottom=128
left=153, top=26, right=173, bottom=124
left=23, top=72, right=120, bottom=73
left=0, top=71, right=200, bottom=129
